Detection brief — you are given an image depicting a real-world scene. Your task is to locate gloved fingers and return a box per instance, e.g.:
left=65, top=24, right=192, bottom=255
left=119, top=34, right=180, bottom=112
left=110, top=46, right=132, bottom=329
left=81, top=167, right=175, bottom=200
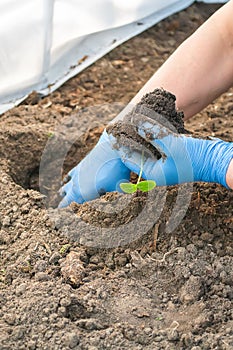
left=121, top=111, right=182, bottom=155
left=59, top=176, right=84, bottom=208
left=58, top=189, right=84, bottom=208
left=135, top=119, right=178, bottom=154
left=139, top=128, right=194, bottom=178
left=131, top=112, right=176, bottom=137
left=59, top=179, right=73, bottom=197
left=58, top=183, right=84, bottom=207
left=68, top=165, right=78, bottom=177
left=123, top=154, right=193, bottom=186
left=61, top=166, right=78, bottom=186
left=59, top=154, right=131, bottom=206
left=62, top=174, right=71, bottom=185
left=119, top=141, right=193, bottom=186
left=119, top=147, right=158, bottom=180
left=58, top=195, right=72, bottom=209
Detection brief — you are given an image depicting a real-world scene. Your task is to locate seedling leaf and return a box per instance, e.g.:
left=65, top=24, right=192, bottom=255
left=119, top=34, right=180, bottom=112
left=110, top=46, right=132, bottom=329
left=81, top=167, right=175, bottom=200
left=120, top=151, right=156, bottom=194
left=120, top=183, right=137, bottom=194
left=137, top=180, right=156, bottom=192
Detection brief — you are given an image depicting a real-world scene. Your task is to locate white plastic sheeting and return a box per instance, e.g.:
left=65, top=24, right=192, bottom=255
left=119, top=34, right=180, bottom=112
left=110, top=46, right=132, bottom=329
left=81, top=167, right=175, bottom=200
left=0, top=0, right=227, bottom=114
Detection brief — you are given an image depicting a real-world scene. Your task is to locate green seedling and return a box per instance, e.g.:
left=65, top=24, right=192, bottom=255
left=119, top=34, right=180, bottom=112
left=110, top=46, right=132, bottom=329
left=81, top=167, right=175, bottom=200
left=59, top=244, right=71, bottom=255
left=155, top=316, right=163, bottom=321
left=47, top=131, right=54, bottom=138
left=120, top=151, right=156, bottom=194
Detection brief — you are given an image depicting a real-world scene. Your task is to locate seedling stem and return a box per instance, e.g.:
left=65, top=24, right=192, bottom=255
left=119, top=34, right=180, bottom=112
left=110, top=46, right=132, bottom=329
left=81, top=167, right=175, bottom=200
left=120, top=150, right=156, bottom=194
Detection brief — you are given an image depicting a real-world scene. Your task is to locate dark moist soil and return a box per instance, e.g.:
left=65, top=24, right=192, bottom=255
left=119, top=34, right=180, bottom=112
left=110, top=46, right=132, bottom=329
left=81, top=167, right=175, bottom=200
left=136, top=89, right=185, bottom=133
left=0, top=3, right=233, bottom=350
left=107, top=88, right=186, bottom=160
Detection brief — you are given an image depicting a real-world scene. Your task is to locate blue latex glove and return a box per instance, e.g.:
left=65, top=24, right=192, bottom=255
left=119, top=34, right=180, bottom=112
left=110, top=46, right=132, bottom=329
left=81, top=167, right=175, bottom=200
left=59, top=130, right=130, bottom=207
left=115, top=118, right=233, bottom=188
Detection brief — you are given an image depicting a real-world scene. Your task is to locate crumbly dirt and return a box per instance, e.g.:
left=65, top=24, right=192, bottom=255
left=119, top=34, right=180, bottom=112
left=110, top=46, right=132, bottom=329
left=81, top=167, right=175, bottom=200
left=107, top=88, right=186, bottom=160
left=136, top=88, right=185, bottom=133
left=0, top=3, right=233, bottom=350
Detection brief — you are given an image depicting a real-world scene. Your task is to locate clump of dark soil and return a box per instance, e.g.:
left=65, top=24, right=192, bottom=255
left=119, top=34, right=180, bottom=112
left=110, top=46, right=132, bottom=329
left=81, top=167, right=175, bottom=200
left=107, top=88, right=186, bottom=160
left=137, top=88, right=185, bottom=133
left=0, top=3, right=233, bottom=350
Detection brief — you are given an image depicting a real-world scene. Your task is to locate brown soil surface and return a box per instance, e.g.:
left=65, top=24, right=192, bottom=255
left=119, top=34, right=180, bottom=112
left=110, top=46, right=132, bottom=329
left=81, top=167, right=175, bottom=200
left=0, top=3, right=233, bottom=350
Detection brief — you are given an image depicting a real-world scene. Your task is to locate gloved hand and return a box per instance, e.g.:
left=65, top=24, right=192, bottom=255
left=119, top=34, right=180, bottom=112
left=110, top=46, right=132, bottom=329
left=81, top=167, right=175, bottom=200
left=59, top=130, right=131, bottom=208
left=115, top=117, right=233, bottom=188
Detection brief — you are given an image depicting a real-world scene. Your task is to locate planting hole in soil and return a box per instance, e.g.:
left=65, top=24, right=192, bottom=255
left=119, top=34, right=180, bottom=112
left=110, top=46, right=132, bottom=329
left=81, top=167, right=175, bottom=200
left=0, top=3, right=233, bottom=350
